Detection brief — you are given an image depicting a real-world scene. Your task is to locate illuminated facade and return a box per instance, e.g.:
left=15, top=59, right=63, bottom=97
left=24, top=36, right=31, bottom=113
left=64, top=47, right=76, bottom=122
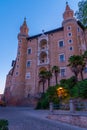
left=4, top=4, right=87, bottom=106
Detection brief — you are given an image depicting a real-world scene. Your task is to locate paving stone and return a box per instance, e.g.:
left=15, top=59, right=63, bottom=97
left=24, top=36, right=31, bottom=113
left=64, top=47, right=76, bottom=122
left=0, top=107, right=86, bottom=130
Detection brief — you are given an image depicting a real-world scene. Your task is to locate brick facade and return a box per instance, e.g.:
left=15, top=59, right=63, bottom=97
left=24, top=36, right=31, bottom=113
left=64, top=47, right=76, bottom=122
left=4, top=4, right=87, bottom=106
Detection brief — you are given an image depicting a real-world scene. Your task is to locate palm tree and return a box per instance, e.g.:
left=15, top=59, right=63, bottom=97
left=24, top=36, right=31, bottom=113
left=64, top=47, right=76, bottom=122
left=45, top=70, right=52, bottom=87
left=68, top=55, right=80, bottom=82
left=39, top=70, right=46, bottom=94
left=78, top=56, right=86, bottom=80
left=83, top=51, right=87, bottom=63
left=52, top=66, right=60, bottom=85
left=68, top=55, right=86, bottom=81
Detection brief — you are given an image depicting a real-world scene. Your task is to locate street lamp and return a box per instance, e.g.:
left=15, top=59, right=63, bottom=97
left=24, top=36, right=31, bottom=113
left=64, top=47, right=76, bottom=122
left=57, top=87, right=64, bottom=97
left=57, top=87, right=64, bottom=108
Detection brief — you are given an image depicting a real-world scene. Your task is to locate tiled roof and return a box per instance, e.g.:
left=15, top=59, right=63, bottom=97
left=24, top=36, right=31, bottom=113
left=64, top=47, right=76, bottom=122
left=27, top=27, right=63, bottom=40
left=77, top=21, right=85, bottom=30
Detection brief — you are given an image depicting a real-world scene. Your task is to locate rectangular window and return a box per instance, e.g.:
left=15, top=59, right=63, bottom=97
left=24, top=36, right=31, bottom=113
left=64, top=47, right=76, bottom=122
left=18, top=39, right=22, bottom=43
left=15, top=72, right=18, bottom=76
left=59, top=54, right=65, bottom=62
left=60, top=68, right=66, bottom=77
left=18, top=51, right=20, bottom=55
left=25, top=72, right=31, bottom=79
left=58, top=40, right=64, bottom=47
left=26, top=61, right=31, bottom=67
left=78, top=27, right=80, bottom=32
left=84, top=67, right=87, bottom=73
left=27, top=48, right=32, bottom=54
left=17, top=58, right=19, bottom=61
left=16, top=65, right=19, bottom=68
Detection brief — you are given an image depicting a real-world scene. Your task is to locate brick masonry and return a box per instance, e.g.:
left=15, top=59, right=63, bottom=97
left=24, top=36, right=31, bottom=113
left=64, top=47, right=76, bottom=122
left=4, top=4, right=87, bottom=106
left=48, top=112, right=87, bottom=128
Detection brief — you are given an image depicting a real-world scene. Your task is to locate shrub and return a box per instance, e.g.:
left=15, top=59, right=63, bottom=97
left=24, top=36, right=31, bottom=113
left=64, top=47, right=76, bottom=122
left=0, top=119, right=8, bottom=130
left=75, top=79, right=87, bottom=98
left=36, top=79, right=87, bottom=109
left=36, top=94, right=49, bottom=109
left=60, top=76, right=77, bottom=97
left=36, top=85, right=60, bottom=109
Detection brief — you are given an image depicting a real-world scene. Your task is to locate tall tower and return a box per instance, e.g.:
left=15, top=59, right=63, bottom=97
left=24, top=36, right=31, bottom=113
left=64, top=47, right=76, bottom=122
left=62, top=3, right=79, bottom=78
left=11, top=18, right=29, bottom=105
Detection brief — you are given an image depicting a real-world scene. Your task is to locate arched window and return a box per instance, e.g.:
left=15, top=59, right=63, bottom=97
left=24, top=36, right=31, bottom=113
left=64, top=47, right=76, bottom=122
left=40, top=39, right=47, bottom=50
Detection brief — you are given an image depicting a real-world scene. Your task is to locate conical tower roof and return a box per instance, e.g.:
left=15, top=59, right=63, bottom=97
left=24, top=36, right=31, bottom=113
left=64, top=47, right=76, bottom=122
left=63, top=2, right=74, bottom=20
left=20, top=18, right=29, bottom=35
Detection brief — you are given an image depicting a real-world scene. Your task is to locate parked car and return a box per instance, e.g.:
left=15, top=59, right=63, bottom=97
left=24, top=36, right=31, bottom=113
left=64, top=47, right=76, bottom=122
left=0, top=100, right=6, bottom=107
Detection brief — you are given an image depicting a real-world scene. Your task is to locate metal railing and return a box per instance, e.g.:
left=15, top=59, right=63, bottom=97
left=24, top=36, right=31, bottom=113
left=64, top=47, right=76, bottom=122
left=50, top=101, right=87, bottom=112
left=75, top=102, right=87, bottom=111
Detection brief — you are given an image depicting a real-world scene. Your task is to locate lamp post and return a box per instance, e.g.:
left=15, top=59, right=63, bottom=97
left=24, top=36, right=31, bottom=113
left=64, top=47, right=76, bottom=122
left=57, top=87, right=64, bottom=109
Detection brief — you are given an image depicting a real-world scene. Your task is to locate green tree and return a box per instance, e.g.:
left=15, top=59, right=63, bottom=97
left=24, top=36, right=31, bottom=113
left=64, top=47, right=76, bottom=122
left=60, top=76, right=77, bottom=97
left=68, top=56, right=79, bottom=82
left=52, top=66, right=60, bottom=85
left=39, top=70, right=46, bottom=94
left=78, top=56, right=86, bottom=80
left=0, top=119, right=8, bottom=130
left=83, top=50, right=87, bottom=62
left=75, top=0, right=87, bottom=27
left=45, top=70, right=52, bottom=87
left=68, top=55, right=85, bottom=81
left=74, top=80, right=87, bottom=98
left=36, top=85, right=59, bottom=109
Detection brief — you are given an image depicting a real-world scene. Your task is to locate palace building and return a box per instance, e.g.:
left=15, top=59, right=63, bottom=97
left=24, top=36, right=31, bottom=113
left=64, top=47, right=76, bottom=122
left=4, top=4, right=87, bottom=106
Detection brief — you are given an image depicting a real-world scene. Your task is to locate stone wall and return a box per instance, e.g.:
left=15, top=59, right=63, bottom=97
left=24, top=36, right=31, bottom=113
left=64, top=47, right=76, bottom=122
left=48, top=112, right=87, bottom=128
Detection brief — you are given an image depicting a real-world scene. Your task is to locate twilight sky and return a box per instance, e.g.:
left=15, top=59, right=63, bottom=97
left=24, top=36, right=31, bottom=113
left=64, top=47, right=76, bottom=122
left=0, top=0, right=80, bottom=94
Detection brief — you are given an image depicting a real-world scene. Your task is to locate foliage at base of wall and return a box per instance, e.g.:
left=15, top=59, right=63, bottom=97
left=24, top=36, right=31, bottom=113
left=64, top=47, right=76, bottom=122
left=36, top=85, right=57, bottom=109
left=0, top=119, right=8, bottom=130
left=74, top=79, right=87, bottom=98
left=36, top=77, right=87, bottom=109
left=60, top=77, right=87, bottom=99
left=36, top=85, right=68, bottom=109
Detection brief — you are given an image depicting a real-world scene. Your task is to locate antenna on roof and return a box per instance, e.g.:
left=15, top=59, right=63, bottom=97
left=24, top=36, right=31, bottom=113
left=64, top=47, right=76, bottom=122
left=66, top=1, right=68, bottom=5
left=42, top=29, right=44, bottom=34
left=24, top=17, right=26, bottom=21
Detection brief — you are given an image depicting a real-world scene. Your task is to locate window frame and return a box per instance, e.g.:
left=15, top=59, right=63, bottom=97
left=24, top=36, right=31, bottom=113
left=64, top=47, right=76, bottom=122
left=58, top=40, right=64, bottom=48
left=68, top=39, right=73, bottom=44
left=18, top=51, right=20, bottom=55
left=67, top=26, right=71, bottom=31
left=15, top=72, right=19, bottom=76
left=84, top=67, right=87, bottom=73
left=16, top=65, right=19, bottom=68
left=26, top=60, right=32, bottom=68
left=59, top=53, right=65, bottom=62
left=27, top=48, right=32, bottom=55
left=69, top=46, right=73, bottom=51
left=18, top=39, right=22, bottom=43
left=60, top=67, right=66, bottom=77
left=68, top=32, right=72, bottom=37
left=25, top=72, right=31, bottom=79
